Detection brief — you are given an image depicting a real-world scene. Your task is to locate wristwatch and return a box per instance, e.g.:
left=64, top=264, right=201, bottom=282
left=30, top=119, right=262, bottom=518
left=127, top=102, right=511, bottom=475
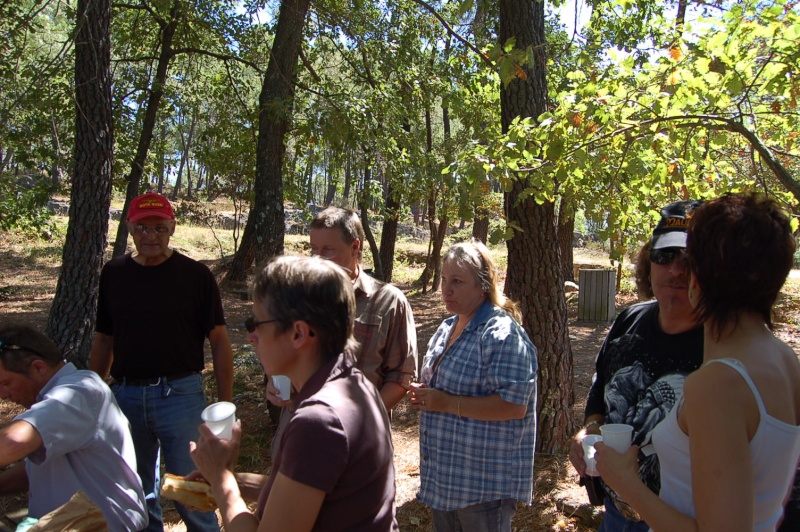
left=585, top=420, right=603, bottom=430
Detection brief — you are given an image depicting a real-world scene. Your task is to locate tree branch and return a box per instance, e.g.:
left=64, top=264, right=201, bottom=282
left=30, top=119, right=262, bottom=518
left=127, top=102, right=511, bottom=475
left=408, top=0, right=494, bottom=69
left=171, top=47, right=262, bottom=72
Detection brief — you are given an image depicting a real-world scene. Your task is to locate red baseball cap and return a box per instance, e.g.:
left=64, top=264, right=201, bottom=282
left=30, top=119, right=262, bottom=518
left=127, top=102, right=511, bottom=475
left=127, top=193, right=175, bottom=223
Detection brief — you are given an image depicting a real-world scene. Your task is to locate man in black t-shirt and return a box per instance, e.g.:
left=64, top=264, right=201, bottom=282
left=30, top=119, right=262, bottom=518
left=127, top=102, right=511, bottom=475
left=89, top=193, right=233, bottom=532
left=571, top=200, right=800, bottom=531
left=569, top=200, right=703, bottom=531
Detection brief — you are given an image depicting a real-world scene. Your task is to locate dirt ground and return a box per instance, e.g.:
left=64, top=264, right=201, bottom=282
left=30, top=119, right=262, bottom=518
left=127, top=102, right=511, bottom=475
left=2, top=244, right=799, bottom=531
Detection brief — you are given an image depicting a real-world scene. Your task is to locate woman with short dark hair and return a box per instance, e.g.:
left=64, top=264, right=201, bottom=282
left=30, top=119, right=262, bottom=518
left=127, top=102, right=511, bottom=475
left=190, top=256, right=397, bottom=532
left=596, top=193, right=800, bottom=531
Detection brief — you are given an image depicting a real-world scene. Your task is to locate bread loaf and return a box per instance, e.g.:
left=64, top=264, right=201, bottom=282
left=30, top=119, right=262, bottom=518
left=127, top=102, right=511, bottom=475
left=160, top=473, right=218, bottom=512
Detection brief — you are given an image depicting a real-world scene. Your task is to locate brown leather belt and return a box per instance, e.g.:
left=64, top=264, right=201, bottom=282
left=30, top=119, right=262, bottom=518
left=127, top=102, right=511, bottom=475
left=114, top=371, right=198, bottom=386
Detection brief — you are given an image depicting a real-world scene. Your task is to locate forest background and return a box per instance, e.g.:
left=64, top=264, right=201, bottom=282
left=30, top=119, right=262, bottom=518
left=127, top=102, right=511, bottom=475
left=1, top=0, right=799, bottom=457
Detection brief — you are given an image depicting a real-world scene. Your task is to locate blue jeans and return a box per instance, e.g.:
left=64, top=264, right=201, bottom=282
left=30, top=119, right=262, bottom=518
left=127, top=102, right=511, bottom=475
left=432, top=499, right=517, bottom=532
left=598, top=496, right=650, bottom=532
left=113, top=374, right=220, bottom=532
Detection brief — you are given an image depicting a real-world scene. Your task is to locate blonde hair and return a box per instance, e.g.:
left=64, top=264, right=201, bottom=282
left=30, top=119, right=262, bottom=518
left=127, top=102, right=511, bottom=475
left=443, top=241, right=522, bottom=323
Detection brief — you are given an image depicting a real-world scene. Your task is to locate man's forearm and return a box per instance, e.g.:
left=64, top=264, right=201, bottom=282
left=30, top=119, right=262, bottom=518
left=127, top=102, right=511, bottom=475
left=209, top=326, right=234, bottom=402
left=89, top=332, right=114, bottom=378
left=379, top=381, right=408, bottom=411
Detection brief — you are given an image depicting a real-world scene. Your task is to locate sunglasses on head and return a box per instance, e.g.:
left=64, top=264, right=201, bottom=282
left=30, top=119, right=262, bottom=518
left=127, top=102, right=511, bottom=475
left=650, top=247, right=686, bottom=265
left=0, top=340, right=45, bottom=358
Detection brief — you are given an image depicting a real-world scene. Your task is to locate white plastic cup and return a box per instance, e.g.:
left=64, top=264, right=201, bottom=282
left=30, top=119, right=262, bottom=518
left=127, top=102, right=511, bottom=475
left=600, top=423, right=634, bottom=453
left=201, top=401, right=237, bottom=440
left=581, top=434, right=603, bottom=476
left=271, top=375, right=291, bottom=401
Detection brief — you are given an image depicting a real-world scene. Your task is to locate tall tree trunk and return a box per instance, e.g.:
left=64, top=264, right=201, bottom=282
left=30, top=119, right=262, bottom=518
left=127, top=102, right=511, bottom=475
left=47, top=0, right=113, bottom=367
left=173, top=113, right=196, bottom=200
left=50, top=116, right=66, bottom=188
left=323, top=148, right=336, bottom=206
left=303, top=146, right=315, bottom=205
left=224, top=0, right=311, bottom=283
left=112, top=0, right=181, bottom=257
left=500, top=0, right=575, bottom=452
left=418, top=104, right=448, bottom=293
left=156, top=123, right=167, bottom=194
left=360, top=166, right=382, bottom=278
left=472, top=209, right=489, bottom=243
left=379, top=187, right=400, bottom=282
left=431, top=83, right=453, bottom=291
left=343, top=150, right=352, bottom=204
left=557, top=199, right=576, bottom=282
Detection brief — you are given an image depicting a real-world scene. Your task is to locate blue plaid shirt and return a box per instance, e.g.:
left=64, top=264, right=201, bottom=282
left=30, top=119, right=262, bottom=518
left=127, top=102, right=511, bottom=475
left=418, top=300, right=538, bottom=511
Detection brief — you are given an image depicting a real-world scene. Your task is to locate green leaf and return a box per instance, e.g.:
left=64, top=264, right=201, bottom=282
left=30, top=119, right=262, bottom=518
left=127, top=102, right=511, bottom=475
left=709, top=133, right=727, bottom=148
left=725, top=76, right=743, bottom=95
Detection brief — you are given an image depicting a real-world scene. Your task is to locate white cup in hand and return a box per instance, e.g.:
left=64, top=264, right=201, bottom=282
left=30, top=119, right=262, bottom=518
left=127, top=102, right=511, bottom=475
left=581, top=434, right=603, bottom=476
left=271, top=375, right=291, bottom=401
left=600, top=423, right=634, bottom=453
left=201, top=401, right=237, bottom=440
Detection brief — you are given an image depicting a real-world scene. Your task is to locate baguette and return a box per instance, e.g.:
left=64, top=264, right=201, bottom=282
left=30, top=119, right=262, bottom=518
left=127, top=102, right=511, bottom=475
left=160, top=473, right=218, bottom=512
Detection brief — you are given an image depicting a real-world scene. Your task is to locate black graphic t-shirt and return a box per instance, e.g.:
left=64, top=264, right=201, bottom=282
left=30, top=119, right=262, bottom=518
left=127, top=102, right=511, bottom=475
left=585, top=300, right=703, bottom=495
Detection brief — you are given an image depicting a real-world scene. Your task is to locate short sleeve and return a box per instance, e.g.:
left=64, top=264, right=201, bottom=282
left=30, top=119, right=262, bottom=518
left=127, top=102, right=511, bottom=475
left=16, top=383, right=100, bottom=464
left=482, top=316, right=538, bottom=406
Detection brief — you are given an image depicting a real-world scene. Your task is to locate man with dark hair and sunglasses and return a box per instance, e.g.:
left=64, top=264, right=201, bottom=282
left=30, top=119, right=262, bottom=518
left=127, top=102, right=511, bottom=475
left=0, top=324, right=147, bottom=529
left=568, top=200, right=705, bottom=531
left=89, top=192, right=233, bottom=532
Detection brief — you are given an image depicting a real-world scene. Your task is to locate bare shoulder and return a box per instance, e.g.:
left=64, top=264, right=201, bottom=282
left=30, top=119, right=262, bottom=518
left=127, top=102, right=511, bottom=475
left=683, top=362, right=753, bottom=413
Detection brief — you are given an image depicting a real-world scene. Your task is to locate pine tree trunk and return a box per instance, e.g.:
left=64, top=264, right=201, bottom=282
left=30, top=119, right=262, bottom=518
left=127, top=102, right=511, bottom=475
left=557, top=201, right=576, bottom=282
left=499, top=0, right=575, bottom=452
left=224, top=0, right=311, bottom=283
left=47, top=0, right=113, bottom=367
left=343, top=151, right=352, bottom=204
left=472, top=210, right=489, bottom=243
left=379, top=188, right=400, bottom=282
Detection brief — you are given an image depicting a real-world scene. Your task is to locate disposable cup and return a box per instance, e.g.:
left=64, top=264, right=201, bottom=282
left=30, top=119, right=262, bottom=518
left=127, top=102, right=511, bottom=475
left=201, top=401, right=236, bottom=440
left=581, top=434, right=603, bottom=476
left=600, top=423, right=633, bottom=453
left=271, top=375, right=292, bottom=401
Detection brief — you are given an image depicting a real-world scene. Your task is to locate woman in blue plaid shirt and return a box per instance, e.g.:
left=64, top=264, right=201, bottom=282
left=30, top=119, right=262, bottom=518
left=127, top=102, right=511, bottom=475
left=408, top=241, right=538, bottom=531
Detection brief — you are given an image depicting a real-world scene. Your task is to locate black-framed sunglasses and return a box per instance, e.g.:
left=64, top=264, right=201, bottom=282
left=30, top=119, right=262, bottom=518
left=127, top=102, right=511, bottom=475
left=650, top=247, right=687, bottom=266
left=244, top=317, right=281, bottom=333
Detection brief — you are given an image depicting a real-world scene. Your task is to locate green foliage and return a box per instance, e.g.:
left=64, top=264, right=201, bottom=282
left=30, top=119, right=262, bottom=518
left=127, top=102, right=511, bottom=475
left=450, top=0, right=800, bottom=259
left=0, top=1, right=74, bottom=188
left=0, top=180, right=55, bottom=234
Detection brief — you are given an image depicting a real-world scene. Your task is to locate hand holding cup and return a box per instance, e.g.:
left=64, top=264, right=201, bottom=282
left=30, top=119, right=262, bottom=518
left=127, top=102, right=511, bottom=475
left=201, top=401, right=237, bottom=440
left=581, top=434, right=603, bottom=476
left=600, top=423, right=633, bottom=453
left=271, top=375, right=292, bottom=401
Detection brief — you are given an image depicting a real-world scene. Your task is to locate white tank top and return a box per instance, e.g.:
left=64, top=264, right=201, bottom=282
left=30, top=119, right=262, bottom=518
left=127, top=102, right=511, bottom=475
left=652, top=358, right=800, bottom=531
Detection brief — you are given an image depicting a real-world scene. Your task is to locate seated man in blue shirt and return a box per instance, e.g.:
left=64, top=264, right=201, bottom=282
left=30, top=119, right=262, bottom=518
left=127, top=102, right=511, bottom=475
left=0, top=324, right=147, bottom=530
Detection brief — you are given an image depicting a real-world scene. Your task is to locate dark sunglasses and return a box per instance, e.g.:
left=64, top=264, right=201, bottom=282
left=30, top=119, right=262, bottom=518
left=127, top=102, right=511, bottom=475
left=650, top=247, right=687, bottom=266
left=244, top=317, right=281, bottom=333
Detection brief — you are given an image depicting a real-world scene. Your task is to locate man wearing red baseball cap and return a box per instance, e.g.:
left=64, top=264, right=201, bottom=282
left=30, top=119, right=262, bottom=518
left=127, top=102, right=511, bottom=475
left=90, top=192, right=233, bottom=532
